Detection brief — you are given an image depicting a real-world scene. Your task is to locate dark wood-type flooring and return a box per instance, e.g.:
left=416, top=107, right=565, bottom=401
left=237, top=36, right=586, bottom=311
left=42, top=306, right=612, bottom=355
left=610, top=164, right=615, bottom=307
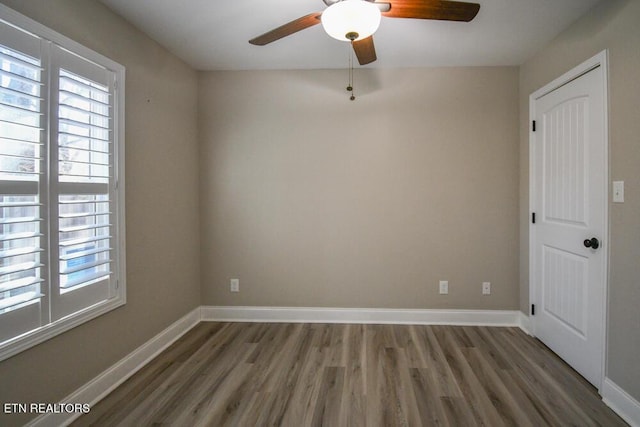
left=73, top=322, right=627, bottom=426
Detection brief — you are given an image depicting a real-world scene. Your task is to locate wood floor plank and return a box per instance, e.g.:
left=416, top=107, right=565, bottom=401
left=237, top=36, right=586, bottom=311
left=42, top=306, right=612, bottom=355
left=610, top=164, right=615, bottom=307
left=500, top=327, right=628, bottom=427
left=376, top=347, right=407, bottom=427
left=465, top=327, right=552, bottom=426
left=395, top=325, right=424, bottom=369
left=311, top=366, right=345, bottom=426
left=436, top=326, right=506, bottom=426
left=77, top=322, right=225, bottom=426
left=338, top=324, right=366, bottom=427
left=280, top=331, right=327, bottom=426
left=260, top=324, right=317, bottom=426
left=108, top=322, right=239, bottom=426
left=364, top=324, right=386, bottom=426
left=420, top=325, right=464, bottom=398
left=151, top=323, right=257, bottom=426
left=476, top=326, right=569, bottom=427
left=462, top=346, right=534, bottom=427
left=175, top=341, right=260, bottom=426
left=73, top=323, right=628, bottom=427
left=491, top=327, right=599, bottom=426
left=392, top=347, right=423, bottom=426
left=440, top=396, right=480, bottom=427
left=408, top=367, right=450, bottom=426
left=464, top=326, right=511, bottom=370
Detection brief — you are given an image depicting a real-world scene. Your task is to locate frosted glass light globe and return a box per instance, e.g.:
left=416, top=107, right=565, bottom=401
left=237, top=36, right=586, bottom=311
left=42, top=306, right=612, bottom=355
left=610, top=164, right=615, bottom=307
left=321, top=0, right=382, bottom=42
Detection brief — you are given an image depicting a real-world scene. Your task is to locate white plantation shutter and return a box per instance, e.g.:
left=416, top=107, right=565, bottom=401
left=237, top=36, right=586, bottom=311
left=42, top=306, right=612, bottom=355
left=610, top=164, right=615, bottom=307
left=0, top=7, right=125, bottom=359
left=50, top=47, right=116, bottom=320
left=0, top=20, right=47, bottom=342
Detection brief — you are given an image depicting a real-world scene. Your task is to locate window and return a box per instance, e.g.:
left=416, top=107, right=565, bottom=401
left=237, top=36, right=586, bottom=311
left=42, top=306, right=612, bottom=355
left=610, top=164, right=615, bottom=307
left=0, top=5, right=125, bottom=361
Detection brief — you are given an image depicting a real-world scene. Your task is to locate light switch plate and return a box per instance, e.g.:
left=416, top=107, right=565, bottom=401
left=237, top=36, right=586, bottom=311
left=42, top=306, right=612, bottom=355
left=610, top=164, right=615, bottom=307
left=482, top=282, right=491, bottom=295
left=613, top=181, right=624, bottom=203
left=439, top=280, right=448, bottom=295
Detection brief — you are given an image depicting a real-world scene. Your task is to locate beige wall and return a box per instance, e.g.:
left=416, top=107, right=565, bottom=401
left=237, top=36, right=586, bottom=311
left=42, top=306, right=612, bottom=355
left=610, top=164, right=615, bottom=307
left=0, top=1, right=201, bottom=425
left=199, top=67, right=520, bottom=310
left=519, top=0, right=640, bottom=400
left=5, top=0, right=636, bottom=423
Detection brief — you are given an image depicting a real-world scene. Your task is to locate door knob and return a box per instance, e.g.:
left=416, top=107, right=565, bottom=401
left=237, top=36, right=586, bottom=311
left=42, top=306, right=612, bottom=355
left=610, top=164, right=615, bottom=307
left=583, top=237, right=600, bottom=249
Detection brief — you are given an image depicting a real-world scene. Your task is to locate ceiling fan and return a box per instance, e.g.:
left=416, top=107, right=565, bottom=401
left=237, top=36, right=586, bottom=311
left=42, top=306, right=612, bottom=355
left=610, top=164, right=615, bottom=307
left=249, top=0, right=481, bottom=66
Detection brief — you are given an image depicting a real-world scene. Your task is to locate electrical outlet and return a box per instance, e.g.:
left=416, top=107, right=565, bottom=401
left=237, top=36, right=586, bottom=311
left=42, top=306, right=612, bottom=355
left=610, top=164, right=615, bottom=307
left=482, top=282, right=491, bottom=295
left=439, top=280, right=449, bottom=295
left=230, top=278, right=239, bottom=293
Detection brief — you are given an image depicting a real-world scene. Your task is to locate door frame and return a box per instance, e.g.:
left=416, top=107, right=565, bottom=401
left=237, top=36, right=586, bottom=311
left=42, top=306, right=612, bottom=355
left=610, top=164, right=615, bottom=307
left=529, top=50, right=609, bottom=391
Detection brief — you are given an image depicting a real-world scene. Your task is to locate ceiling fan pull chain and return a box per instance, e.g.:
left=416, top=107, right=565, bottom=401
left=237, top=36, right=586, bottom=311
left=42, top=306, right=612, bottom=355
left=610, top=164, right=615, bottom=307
left=346, top=46, right=353, bottom=92
left=350, top=70, right=356, bottom=101
left=347, top=45, right=355, bottom=101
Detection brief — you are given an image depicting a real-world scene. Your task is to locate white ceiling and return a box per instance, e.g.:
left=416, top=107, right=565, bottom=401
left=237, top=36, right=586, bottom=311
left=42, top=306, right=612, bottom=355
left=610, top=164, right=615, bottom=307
left=99, top=0, right=601, bottom=70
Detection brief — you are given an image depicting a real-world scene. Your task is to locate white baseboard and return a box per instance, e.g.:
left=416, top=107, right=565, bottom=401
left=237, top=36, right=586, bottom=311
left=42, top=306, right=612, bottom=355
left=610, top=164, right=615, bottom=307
left=27, top=307, right=201, bottom=427
left=602, top=377, right=640, bottom=427
left=518, top=311, right=533, bottom=335
left=201, top=305, right=523, bottom=327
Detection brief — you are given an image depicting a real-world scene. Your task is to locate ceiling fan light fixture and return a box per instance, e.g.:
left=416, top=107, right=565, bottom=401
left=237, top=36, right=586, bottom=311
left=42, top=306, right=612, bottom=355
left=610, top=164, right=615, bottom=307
left=321, top=0, right=381, bottom=42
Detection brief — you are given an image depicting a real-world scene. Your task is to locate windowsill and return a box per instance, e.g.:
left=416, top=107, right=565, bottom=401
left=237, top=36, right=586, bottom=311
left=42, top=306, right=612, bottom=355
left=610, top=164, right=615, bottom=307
left=0, top=295, right=125, bottom=362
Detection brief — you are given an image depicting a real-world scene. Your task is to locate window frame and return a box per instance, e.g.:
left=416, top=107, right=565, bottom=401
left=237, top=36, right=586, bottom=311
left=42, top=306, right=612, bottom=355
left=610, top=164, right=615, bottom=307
left=0, top=4, right=126, bottom=362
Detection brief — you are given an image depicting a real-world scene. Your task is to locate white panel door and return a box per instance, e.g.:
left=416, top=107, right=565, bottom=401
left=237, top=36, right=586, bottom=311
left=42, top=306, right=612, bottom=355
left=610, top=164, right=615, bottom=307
left=532, top=63, right=607, bottom=388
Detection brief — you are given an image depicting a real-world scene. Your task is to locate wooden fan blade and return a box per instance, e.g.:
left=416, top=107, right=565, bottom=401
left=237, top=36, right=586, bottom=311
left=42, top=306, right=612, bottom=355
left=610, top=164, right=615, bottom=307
left=352, top=36, right=377, bottom=65
left=379, top=0, right=480, bottom=22
left=249, top=13, right=322, bottom=45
